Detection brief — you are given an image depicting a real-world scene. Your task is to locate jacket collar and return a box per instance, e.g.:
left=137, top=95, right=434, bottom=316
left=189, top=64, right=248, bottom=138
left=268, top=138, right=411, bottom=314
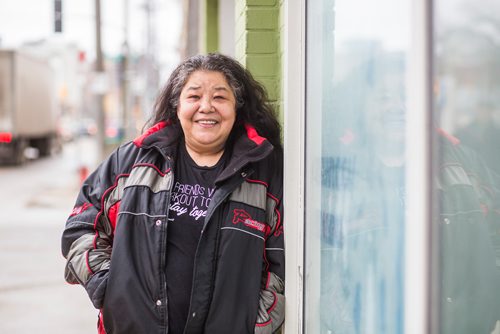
left=133, top=121, right=274, bottom=182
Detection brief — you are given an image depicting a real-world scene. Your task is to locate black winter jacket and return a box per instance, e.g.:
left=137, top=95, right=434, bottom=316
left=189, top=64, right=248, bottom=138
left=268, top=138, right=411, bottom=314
left=61, top=121, right=285, bottom=334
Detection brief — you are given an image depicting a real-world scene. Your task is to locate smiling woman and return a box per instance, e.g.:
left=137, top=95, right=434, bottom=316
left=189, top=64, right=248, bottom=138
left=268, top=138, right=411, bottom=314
left=61, top=53, right=285, bottom=334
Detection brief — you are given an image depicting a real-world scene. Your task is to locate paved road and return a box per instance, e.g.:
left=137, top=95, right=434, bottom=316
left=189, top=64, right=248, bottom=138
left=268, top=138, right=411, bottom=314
left=0, top=138, right=99, bottom=333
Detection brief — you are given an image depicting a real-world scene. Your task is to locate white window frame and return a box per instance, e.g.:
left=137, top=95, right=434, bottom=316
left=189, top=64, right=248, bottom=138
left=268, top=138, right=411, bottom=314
left=405, top=0, right=433, bottom=333
left=283, top=0, right=306, bottom=333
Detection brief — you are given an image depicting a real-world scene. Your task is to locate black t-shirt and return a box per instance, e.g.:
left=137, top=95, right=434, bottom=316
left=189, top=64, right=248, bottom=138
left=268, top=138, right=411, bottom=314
left=166, top=143, right=226, bottom=334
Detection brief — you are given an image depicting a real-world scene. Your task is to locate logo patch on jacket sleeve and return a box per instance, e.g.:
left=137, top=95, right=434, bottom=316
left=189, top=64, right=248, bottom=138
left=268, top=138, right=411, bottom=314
left=70, top=202, right=93, bottom=217
left=232, top=209, right=268, bottom=233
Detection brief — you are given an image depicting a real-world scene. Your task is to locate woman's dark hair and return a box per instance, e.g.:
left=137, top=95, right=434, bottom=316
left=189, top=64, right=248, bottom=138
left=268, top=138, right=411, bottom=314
left=148, top=53, right=282, bottom=149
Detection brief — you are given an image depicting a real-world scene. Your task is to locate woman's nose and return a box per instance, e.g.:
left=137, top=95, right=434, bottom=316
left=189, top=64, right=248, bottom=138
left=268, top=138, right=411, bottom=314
left=198, top=97, right=213, bottom=112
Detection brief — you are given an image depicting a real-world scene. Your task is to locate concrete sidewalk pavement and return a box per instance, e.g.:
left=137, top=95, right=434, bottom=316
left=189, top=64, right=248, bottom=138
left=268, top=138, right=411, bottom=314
left=0, top=138, right=98, bottom=333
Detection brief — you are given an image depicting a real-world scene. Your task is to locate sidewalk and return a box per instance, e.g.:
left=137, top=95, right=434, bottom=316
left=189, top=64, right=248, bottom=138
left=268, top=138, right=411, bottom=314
left=0, top=224, right=98, bottom=333
left=0, top=137, right=98, bottom=333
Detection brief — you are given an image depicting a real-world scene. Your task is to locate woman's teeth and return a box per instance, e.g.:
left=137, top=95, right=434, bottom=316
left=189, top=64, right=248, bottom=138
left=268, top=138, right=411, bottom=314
left=197, top=120, right=217, bottom=125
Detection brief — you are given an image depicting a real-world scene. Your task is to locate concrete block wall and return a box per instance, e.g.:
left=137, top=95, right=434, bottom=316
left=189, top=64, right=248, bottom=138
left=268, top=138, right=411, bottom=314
left=235, top=0, right=283, bottom=123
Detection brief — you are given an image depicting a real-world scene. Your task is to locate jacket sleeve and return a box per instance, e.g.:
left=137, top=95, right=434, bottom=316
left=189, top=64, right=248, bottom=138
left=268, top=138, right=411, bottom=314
left=61, top=149, right=121, bottom=309
left=255, top=154, right=285, bottom=334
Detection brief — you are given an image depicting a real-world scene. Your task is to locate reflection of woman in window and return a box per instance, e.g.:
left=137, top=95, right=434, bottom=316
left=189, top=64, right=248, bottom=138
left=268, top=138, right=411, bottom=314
left=434, top=86, right=500, bottom=334
left=320, top=52, right=406, bottom=334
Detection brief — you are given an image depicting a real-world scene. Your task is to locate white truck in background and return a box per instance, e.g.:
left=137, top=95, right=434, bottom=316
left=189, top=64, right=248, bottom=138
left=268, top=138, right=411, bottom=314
left=0, top=49, right=60, bottom=164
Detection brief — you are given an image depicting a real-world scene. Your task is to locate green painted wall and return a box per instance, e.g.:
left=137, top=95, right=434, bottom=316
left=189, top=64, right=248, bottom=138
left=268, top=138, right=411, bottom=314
left=201, top=0, right=219, bottom=53
left=235, top=0, right=283, bottom=124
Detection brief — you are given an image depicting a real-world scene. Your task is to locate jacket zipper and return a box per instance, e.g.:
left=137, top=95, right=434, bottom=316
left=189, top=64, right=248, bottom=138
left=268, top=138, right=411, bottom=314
left=183, top=169, right=253, bottom=333
left=161, top=156, right=174, bottom=334
left=183, top=190, right=230, bottom=334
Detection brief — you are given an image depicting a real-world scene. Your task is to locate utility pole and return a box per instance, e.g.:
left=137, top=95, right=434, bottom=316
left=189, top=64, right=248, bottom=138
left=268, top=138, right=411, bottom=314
left=143, top=0, right=159, bottom=120
left=95, top=0, right=106, bottom=159
left=54, top=0, right=63, bottom=33
left=121, top=0, right=130, bottom=140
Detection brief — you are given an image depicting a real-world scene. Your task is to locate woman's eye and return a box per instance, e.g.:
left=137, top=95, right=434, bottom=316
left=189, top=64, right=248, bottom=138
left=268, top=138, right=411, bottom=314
left=187, top=95, right=199, bottom=100
left=214, top=96, right=225, bottom=100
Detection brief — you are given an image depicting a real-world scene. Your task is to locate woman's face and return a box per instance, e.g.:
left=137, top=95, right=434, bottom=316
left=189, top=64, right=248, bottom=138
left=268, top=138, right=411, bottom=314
left=177, top=70, right=237, bottom=155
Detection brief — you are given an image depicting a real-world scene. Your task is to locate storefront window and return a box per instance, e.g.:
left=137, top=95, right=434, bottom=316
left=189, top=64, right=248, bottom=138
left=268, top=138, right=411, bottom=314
left=434, top=1, right=500, bottom=333
left=304, top=0, right=410, bottom=332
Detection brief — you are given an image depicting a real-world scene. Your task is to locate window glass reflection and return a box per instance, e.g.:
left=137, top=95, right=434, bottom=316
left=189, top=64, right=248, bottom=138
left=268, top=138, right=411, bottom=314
left=434, top=1, right=500, bottom=333
left=305, top=0, right=409, bottom=333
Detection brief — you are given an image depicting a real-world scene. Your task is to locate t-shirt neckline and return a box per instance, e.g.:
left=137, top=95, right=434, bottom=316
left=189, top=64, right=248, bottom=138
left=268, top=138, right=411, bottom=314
left=179, top=141, right=228, bottom=171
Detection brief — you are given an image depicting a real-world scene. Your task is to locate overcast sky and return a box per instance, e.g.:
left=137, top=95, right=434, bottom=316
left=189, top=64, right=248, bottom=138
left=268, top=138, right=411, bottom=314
left=0, top=0, right=182, bottom=67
